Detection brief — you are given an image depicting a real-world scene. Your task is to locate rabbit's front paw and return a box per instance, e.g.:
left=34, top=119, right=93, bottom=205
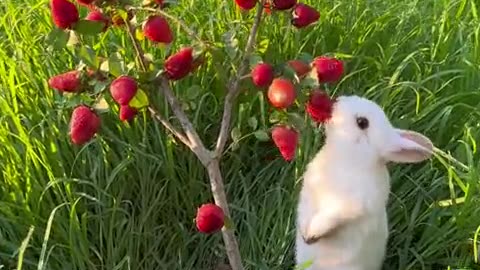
left=301, top=216, right=341, bottom=245
left=302, top=232, right=322, bottom=245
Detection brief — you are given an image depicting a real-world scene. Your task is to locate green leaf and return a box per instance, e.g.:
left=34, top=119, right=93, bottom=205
left=135, top=28, right=145, bottom=41
left=66, top=31, right=79, bottom=47
left=296, top=88, right=308, bottom=104
left=45, top=28, right=69, bottom=51
left=92, top=81, right=109, bottom=95
left=126, top=61, right=136, bottom=71
left=64, top=94, right=84, bottom=109
left=258, top=38, right=270, bottom=54
left=223, top=216, right=234, bottom=230
left=77, top=46, right=98, bottom=68
left=185, top=85, right=202, bottom=100
left=294, top=260, right=314, bottom=270
left=189, top=101, right=197, bottom=110
left=269, top=110, right=284, bottom=124
left=300, top=74, right=319, bottom=89
left=73, top=20, right=104, bottom=36
left=248, top=117, right=258, bottom=130
left=282, top=65, right=298, bottom=82
left=230, top=127, right=242, bottom=143
left=99, top=60, right=109, bottom=73
left=92, top=96, right=110, bottom=112
left=254, top=130, right=270, bottom=142
left=222, top=30, right=239, bottom=60
left=298, top=52, right=314, bottom=63
left=128, top=89, right=149, bottom=109
left=116, top=9, right=129, bottom=20
left=288, top=112, right=305, bottom=130
left=249, top=54, right=263, bottom=68
left=107, top=53, right=126, bottom=77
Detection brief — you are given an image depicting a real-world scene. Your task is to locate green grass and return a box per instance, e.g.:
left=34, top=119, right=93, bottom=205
left=1, top=0, right=480, bottom=269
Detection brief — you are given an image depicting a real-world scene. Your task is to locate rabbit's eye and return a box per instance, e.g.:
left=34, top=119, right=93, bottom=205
left=356, top=117, right=369, bottom=130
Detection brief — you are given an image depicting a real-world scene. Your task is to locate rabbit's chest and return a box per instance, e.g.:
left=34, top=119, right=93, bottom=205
left=328, top=168, right=390, bottom=213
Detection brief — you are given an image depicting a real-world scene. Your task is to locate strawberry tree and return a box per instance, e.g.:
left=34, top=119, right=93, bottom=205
left=46, top=0, right=343, bottom=269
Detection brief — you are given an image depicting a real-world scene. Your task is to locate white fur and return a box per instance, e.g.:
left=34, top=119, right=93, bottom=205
left=295, top=95, right=433, bottom=270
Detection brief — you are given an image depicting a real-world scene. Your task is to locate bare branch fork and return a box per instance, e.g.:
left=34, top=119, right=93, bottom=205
left=126, top=3, right=265, bottom=270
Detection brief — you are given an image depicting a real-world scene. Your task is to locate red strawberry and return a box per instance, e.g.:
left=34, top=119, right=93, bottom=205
left=311, top=56, right=344, bottom=83
left=264, top=2, right=272, bottom=14
left=143, top=15, right=173, bottom=44
left=119, top=105, right=138, bottom=121
left=164, top=47, right=194, bottom=80
left=48, top=70, right=82, bottom=93
left=110, top=76, right=138, bottom=105
left=69, top=105, right=101, bottom=145
left=287, top=60, right=311, bottom=78
left=86, top=10, right=109, bottom=32
left=291, top=3, right=320, bottom=28
left=272, top=0, right=297, bottom=10
left=76, top=0, right=95, bottom=5
left=50, top=0, right=79, bottom=29
left=267, top=78, right=296, bottom=109
left=195, top=203, right=225, bottom=234
left=155, top=0, right=168, bottom=8
left=235, top=0, right=256, bottom=10
left=271, top=125, right=298, bottom=161
left=306, top=90, right=333, bottom=123
left=251, top=63, right=274, bottom=88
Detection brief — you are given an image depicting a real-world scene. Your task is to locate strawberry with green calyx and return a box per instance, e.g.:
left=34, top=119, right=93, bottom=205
left=311, top=56, right=344, bottom=83
left=195, top=203, right=225, bottom=234
left=271, top=124, right=299, bottom=161
left=287, top=59, right=311, bottom=78
left=50, top=0, right=79, bottom=29
left=143, top=15, right=173, bottom=44
left=272, top=0, right=297, bottom=10
left=291, top=3, right=320, bottom=28
left=85, top=10, right=110, bottom=32
left=119, top=105, right=138, bottom=122
left=48, top=70, right=84, bottom=93
left=164, top=47, right=194, bottom=80
left=305, top=89, right=334, bottom=123
left=110, top=75, right=138, bottom=105
left=267, top=77, right=297, bottom=109
left=69, top=105, right=101, bottom=145
left=251, top=63, right=274, bottom=88
left=235, top=0, right=256, bottom=10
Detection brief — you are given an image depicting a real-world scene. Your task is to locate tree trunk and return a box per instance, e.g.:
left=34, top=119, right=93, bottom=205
left=206, top=159, right=244, bottom=270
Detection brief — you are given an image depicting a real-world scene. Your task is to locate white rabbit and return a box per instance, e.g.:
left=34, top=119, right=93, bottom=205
left=295, top=95, right=434, bottom=270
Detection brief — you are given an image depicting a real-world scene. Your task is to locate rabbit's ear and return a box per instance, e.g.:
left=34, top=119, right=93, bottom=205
left=383, top=129, right=433, bottom=163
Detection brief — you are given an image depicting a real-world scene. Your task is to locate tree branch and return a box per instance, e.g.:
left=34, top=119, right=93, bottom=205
left=215, top=1, right=265, bottom=157
left=125, top=20, right=196, bottom=151
left=125, top=21, right=149, bottom=72
left=155, top=77, right=211, bottom=165
left=148, top=106, right=191, bottom=147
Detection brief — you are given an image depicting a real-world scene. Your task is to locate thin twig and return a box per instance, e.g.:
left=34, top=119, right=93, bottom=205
left=128, top=6, right=210, bottom=48
left=125, top=21, right=149, bottom=72
left=125, top=20, right=195, bottom=150
left=148, top=107, right=191, bottom=147
left=215, top=1, right=265, bottom=156
left=156, top=77, right=211, bottom=164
